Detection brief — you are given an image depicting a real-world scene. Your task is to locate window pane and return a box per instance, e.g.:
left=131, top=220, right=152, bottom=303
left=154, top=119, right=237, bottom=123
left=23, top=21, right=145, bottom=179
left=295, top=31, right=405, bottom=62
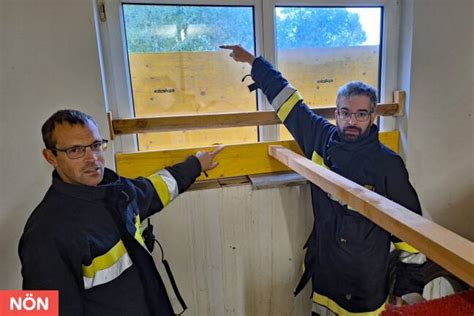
left=122, top=4, right=256, bottom=151
left=275, top=7, right=382, bottom=140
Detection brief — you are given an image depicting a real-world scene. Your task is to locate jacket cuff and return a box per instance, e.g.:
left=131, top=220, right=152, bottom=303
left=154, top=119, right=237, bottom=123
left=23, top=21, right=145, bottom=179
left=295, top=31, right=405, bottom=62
left=250, top=56, right=289, bottom=103
left=164, top=155, right=202, bottom=193
left=185, top=155, right=202, bottom=179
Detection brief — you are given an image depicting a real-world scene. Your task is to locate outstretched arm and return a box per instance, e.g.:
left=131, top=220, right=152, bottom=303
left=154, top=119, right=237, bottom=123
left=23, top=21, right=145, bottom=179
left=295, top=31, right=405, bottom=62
left=136, top=146, right=225, bottom=218
left=220, top=44, right=334, bottom=161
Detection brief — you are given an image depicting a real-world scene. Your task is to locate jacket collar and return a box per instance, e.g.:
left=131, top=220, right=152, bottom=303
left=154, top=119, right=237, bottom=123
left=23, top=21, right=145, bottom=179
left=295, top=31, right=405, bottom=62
left=51, top=168, right=122, bottom=201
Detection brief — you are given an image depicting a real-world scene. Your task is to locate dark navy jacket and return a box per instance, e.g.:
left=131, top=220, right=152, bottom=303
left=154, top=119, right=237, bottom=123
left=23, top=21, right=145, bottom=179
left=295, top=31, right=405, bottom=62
left=251, top=57, right=424, bottom=313
left=19, top=156, right=201, bottom=316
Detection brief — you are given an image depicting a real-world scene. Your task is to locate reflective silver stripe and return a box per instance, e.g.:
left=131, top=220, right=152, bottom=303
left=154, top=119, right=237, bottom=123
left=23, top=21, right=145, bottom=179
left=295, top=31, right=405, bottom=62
left=83, top=252, right=133, bottom=289
left=270, top=84, right=297, bottom=111
left=158, top=169, right=179, bottom=201
left=400, top=251, right=426, bottom=264
left=400, top=292, right=425, bottom=305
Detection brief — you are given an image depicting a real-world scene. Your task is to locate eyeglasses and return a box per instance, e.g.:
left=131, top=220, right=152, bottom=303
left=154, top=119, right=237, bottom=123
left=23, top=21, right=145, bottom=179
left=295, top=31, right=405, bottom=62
left=336, top=109, right=373, bottom=122
left=50, top=139, right=109, bottom=159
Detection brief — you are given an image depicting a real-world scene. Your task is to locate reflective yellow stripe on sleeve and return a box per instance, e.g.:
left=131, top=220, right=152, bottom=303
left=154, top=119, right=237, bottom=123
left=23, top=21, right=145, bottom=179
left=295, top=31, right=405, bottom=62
left=394, top=242, right=419, bottom=253
left=313, top=292, right=387, bottom=316
left=148, top=169, right=179, bottom=208
left=148, top=173, right=171, bottom=207
left=277, top=91, right=303, bottom=122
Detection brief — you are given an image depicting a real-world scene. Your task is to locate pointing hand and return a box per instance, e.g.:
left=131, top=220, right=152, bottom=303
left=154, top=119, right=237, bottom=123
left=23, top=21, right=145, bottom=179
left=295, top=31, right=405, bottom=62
left=219, top=44, right=256, bottom=65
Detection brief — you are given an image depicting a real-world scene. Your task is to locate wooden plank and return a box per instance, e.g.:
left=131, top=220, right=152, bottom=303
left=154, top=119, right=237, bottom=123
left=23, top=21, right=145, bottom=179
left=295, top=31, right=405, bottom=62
left=393, top=90, right=405, bottom=116
left=267, top=145, right=474, bottom=286
left=115, top=131, right=399, bottom=180
left=112, top=103, right=399, bottom=135
left=106, top=111, right=115, bottom=140
left=115, top=140, right=303, bottom=180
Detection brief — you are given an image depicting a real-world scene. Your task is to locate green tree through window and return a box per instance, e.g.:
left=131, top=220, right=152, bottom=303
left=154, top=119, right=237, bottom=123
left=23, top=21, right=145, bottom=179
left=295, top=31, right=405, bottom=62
left=123, top=5, right=367, bottom=53
left=123, top=5, right=255, bottom=53
left=276, top=7, right=367, bottom=48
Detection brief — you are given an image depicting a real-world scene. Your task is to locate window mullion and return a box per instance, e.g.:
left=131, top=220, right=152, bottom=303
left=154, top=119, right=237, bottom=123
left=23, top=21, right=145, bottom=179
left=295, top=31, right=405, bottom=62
left=259, top=0, right=280, bottom=142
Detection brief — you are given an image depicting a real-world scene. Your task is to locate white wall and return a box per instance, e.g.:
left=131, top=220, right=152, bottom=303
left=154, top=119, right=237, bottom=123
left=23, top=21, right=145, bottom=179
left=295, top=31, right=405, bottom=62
left=397, top=0, right=474, bottom=240
left=0, top=1, right=6, bottom=213
left=0, top=0, right=109, bottom=289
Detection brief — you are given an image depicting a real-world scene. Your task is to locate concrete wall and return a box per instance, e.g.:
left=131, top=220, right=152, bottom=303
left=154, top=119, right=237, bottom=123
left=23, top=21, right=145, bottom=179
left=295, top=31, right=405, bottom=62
left=397, top=0, right=473, bottom=240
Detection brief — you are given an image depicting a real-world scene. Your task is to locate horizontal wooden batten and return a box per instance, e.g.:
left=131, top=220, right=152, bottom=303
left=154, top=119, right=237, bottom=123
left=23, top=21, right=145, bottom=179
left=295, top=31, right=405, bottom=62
left=112, top=107, right=332, bottom=135
left=267, top=145, right=474, bottom=286
left=116, top=131, right=399, bottom=180
left=111, top=92, right=404, bottom=136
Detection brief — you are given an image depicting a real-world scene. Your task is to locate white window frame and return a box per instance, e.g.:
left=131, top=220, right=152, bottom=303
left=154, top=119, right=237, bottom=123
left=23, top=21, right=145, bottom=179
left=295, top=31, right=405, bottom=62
left=264, top=0, right=400, bottom=134
left=95, top=0, right=399, bottom=152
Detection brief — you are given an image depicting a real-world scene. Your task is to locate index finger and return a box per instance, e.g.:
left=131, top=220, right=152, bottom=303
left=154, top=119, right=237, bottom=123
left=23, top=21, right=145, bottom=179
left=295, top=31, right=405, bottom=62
left=219, top=45, right=238, bottom=50
left=210, top=145, right=225, bottom=157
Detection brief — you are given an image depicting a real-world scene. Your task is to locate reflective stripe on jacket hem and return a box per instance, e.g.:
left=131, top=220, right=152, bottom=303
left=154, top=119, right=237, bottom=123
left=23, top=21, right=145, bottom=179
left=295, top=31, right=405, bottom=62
left=312, top=292, right=387, bottom=316
left=82, top=240, right=133, bottom=289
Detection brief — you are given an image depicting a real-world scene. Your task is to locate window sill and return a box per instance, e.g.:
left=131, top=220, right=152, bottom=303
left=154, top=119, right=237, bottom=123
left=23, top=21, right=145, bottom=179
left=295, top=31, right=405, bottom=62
left=188, top=172, right=307, bottom=191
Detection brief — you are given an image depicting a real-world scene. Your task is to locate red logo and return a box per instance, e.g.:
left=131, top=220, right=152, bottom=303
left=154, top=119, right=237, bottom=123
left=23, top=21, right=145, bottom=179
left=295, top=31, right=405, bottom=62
left=0, top=291, right=58, bottom=316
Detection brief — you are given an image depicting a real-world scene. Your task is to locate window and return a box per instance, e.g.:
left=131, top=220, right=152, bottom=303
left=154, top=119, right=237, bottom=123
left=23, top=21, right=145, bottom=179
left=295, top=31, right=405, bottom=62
left=122, top=4, right=258, bottom=150
left=97, top=0, right=398, bottom=152
left=274, top=6, right=382, bottom=140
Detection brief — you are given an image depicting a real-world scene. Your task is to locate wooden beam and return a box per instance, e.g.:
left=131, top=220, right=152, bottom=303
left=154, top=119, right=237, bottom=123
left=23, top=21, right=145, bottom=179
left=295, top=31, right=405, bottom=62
left=116, top=131, right=399, bottom=180
left=106, top=111, right=115, bottom=141
left=393, top=90, right=405, bottom=116
left=268, top=145, right=474, bottom=286
left=116, top=140, right=303, bottom=180
left=112, top=102, right=400, bottom=135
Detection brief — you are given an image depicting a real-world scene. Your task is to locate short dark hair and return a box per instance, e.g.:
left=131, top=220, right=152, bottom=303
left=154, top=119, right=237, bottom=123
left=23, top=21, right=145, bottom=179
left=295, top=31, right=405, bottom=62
left=336, top=81, right=378, bottom=110
left=41, top=109, right=97, bottom=149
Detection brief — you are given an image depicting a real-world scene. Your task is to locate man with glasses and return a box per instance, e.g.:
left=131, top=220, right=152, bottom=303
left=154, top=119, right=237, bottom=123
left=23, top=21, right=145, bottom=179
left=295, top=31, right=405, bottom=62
left=221, top=45, right=425, bottom=315
left=19, top=109, right=223, bottom=316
